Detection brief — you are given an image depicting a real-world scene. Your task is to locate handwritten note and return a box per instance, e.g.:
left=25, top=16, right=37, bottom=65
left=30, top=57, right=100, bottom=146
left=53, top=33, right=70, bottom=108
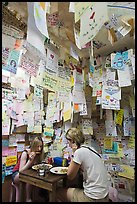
left=6, top=155, right=17, bottom=167
left=80, top=2, right=108, bottom=47
left=46, top=49, right=58, bottom=74
left=74, top=2, right=93, bottom=23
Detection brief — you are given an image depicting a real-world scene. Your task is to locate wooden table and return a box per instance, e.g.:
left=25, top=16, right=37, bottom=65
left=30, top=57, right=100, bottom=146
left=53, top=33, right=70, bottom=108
left=19, top=169, right=67, bottom=202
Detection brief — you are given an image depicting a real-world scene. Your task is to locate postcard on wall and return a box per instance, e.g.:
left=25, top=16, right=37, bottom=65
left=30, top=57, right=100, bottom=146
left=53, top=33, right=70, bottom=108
left=42, top=72, right=58, bottom=92
left=20, top=55, right=39, bottom=77
left=111, top=51, right=129, bottom=70
left=117, top=65, right=131, bottom=87
left=80, top=103, right=87, bottom=116
left=103, top=83, right=121, bottom=98
left=9, top=135, right=17, bottom=147
left=5, top=155, right=17, bottom=167
left=82, top=119, right=93, bottom=135
left=2, top=50, right=21, bottom=74
left=57, top=63, right=71, bottom=81
left=105, top=120, right=117, bottom=136
left=103, top=137, right=113, bottom=150
left=72, top=90, right=86, bottom=104
left=102, top=84, right=121, bottom=109
left=8, top=146, right=17, bottom=156
left=80, top=2, right=108, bottom=47
left=2, top=47, right=10, bottom=67
left=46, top=49, right=58, bottom=74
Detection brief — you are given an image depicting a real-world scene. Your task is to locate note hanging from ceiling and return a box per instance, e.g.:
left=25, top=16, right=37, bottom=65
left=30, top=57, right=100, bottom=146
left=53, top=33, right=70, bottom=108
left=74, top=2, right=93, bottom=23
left=111, top=51, right=128, bottom=70
left=80, top=2, right=108, bottom=47
left=74, top=27, right=81, bottom=49
left=27, top=2, right=46, bottom=56
left=46, top=49, right=58, bottom=74
left=117, top=65, right=131, bottom=87
left=34, top=2, right=49, bottom=38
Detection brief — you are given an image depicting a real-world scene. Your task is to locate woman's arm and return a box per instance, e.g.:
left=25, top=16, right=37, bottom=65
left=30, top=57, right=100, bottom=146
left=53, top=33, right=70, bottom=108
left=19, top=151, right=35, bottom=172
left=67, top=160, right=80, bottom=180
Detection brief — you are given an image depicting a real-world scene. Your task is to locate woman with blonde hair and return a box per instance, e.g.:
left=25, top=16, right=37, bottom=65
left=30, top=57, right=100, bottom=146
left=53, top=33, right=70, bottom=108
left=57, top=127, right=109, bottom=202
left=12, top=136, right=44, bottom=202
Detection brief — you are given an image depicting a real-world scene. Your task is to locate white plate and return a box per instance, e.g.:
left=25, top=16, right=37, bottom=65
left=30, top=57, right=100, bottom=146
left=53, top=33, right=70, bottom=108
left=50, top=166, right=68, bottom=174
left=32, top=163, right=52, bottom=170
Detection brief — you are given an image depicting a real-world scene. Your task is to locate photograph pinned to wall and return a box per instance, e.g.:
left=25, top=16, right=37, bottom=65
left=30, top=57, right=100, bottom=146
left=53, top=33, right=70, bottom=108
left=2, top=49, right=21, bottom=74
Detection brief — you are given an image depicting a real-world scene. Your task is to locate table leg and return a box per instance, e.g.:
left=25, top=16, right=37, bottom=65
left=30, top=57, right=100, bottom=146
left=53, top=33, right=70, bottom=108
left=19, top=181, right=26, bottom=202
left=49, top=183, right=57, bottom=202
left=63, top=177, right=67, bottom=187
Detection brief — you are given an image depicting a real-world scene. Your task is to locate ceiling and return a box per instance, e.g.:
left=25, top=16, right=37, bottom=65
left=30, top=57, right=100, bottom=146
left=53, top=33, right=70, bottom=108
left=3, top=2, right=135, bottom=58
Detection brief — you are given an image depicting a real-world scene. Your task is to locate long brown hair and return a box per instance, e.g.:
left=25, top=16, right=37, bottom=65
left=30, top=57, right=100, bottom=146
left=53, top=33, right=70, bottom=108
left=30, top=136, right=45, bottom=162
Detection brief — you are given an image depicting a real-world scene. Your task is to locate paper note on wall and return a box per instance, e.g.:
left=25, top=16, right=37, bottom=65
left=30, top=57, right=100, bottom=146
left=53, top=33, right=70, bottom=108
left=44, top=127, right=54, bottom=137
left=115, top=109, right=124, bottom=126
left=63, top=109, right=72, bottom=122
left=74, top=2, right=93, bottom=23
left=27, top=2, right=46, bottom=56
left=2, top=147, right=9, bottom=156
left=118, top=165, right=134, bottom=180
left=34, top=2, right=49, bottom=38
left=46, top=49, right=58, bottom=74
left=6, top=155, right=17, bottom=167
left=104, top=137, right=113, bottom=150
left=80, top=2, right=108, bottom=47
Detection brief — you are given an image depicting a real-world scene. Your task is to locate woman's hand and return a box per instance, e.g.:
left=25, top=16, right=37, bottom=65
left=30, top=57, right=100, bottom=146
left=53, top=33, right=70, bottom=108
left=29, top=152, right=36, bottom=161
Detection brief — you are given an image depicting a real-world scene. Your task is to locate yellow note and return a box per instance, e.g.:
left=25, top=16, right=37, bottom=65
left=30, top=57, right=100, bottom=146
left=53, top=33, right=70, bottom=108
left=39, top=2, right=45, bottom=10
left=104, top=137, right=113, bottom=150
left=34, top=125, right=42, bottom=133
left=118, top=165, right=134, bottom=180
left=44, top=127, right=54, bottom=136
left=6, top=156, right=17, bottom=167
left=115, top=109, right=124, bottom=126
left=110, top=144, right=124, bottom=158
left=70, top=75, right=74, bottom=86
left=128, top=137, right=135, bottom=148
left=63, top=109, right=72, bottom=122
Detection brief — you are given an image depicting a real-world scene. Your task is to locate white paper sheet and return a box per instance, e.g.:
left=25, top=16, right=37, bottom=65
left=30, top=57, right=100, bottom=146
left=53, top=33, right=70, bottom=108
left=80, top=2, right=108, bottom=47
left=117, top=65, right=131, bottom=87
left=27, top=2, right=46, bottom=56
left=34, top=2, right=49, bottom=38
left=46, top=49, right=58, bottom=74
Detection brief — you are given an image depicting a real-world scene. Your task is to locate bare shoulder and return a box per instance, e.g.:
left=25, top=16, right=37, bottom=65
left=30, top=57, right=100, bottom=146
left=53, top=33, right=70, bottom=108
left=21, top=150, right=30, bottom=158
